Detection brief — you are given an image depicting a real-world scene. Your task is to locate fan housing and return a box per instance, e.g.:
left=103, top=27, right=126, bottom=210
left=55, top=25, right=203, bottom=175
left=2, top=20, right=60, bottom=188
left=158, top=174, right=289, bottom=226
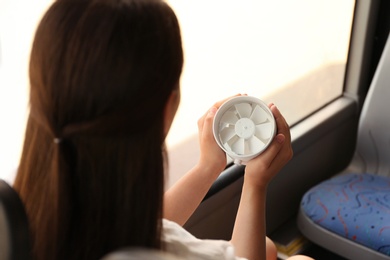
left=213, top=96, right=277, bottom=164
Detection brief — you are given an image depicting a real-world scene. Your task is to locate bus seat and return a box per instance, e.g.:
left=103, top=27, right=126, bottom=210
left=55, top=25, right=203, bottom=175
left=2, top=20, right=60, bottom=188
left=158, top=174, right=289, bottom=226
left=297, top=32, right=390, bottom=260
left=0, top=179, right=31, bottom=260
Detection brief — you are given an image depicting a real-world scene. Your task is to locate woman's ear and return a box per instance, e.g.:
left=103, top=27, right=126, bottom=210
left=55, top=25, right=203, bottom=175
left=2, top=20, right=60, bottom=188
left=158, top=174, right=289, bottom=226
left=163, top=88, right=181, bottom=136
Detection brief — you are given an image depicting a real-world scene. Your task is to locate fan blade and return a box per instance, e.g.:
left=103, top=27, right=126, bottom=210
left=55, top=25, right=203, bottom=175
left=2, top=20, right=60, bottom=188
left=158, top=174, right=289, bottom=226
left=250, top=105, right=267, bottom=124
left=220, top=111, right=239, bottom=126
left=244, top=141, right=251, bottom=155
left=226, top=135, right=239, bottom=152
left=219, top=126, right=237, bottom=144
left=230, top=137, right=245, bottom=155
left=223, top=142, right=232, bottom=153
left=255, top=122, right=273, bottom=139
left=235, top=103, right=252, bottom=118
left=247, top=136, right=266, bottom=153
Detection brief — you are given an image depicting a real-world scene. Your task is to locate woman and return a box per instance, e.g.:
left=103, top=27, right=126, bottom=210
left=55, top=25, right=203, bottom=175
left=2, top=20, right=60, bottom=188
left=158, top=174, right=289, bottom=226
left=14, top=0, right=312, bottom=259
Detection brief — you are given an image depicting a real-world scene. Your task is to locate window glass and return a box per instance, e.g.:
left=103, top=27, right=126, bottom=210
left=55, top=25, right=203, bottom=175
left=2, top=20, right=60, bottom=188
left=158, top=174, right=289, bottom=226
left=0, top=0, right=355, bottom=185
left=0, top=0, right=53, bottom=182
left=166, top=0, right=355, bottom=187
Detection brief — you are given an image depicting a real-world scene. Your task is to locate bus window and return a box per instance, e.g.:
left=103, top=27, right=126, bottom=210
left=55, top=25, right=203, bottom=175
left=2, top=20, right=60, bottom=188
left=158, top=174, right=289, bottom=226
left=0, top=0, right=355, bottom=186
left=166, top=0, right=355, bottom=188
left=0, top=0, right=53, bottom=182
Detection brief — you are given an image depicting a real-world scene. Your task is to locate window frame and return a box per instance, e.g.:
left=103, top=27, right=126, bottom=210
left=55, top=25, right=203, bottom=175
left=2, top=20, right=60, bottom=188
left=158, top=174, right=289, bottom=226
left=184, top=0, right=389, bottom=238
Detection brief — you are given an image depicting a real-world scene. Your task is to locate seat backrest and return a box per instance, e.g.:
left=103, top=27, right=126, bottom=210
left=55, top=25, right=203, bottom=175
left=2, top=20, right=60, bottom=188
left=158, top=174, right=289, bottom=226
left=352, top=32, right=390, bottom=176
left=0, top=180, right=30, bottom=260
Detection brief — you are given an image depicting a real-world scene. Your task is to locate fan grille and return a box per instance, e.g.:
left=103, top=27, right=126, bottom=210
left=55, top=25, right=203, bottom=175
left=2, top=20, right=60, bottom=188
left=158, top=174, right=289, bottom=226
left=213, top=96, right=276, bottom=163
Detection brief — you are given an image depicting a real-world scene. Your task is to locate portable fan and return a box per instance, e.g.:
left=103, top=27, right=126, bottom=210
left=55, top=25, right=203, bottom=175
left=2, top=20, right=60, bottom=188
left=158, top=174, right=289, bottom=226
left=213, top=96, right=276, bottom=164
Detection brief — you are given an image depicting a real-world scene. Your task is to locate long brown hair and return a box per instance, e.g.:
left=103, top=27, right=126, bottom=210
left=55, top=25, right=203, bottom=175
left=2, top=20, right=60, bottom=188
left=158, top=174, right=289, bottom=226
left=14, top=0, right=183, bottom=259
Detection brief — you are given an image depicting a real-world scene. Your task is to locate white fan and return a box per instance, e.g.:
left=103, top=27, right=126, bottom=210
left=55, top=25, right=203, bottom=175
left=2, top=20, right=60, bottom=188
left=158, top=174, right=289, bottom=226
left=213, top=96, right=277, bottom=164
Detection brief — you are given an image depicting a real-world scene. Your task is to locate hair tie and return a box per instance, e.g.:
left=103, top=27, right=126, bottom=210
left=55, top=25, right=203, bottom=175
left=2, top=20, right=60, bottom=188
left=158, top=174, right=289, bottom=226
left=53, top=138, right=62, bottom=144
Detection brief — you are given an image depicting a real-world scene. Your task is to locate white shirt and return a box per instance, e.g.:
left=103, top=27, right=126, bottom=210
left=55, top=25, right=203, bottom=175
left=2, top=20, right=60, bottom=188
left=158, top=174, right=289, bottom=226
left=162, top=219, right=247, bottom=260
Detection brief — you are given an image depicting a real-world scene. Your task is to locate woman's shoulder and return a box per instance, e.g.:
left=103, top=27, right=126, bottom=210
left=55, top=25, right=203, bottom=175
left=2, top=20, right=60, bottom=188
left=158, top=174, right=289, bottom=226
left=161, top=219, right=247, bottom=260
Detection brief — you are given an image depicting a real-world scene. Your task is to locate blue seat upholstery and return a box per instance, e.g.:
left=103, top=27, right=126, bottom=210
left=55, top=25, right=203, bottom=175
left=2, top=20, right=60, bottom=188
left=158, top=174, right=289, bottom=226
left=298, top=32, right=390, bottom=260
left=300, top=173, right=390, bottom=256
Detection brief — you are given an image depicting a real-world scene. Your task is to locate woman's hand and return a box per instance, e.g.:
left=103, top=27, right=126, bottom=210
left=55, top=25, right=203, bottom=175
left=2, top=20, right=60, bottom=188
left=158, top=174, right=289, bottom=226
left=164, top=94, right=245, bottom=225
left=245, top=103, right=293, bottom=188
left=196, top=94, right=244, bottom=174
left=231, top=104, right=292, bottom=260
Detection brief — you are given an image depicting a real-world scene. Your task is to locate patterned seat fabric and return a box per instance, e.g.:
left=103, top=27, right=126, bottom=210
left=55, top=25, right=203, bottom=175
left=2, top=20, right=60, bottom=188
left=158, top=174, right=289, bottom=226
left=300, top=173, right=390, bottom=256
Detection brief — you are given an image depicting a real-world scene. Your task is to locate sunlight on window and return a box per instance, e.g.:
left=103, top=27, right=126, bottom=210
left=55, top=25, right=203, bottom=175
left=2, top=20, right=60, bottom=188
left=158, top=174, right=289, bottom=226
left=165, top=0, right=355, bottom=187
left=0, top=0, right=53, bottom=183
left=166, top=0, right=354, bottom=148
left=0, top=0, right=355, bottom=186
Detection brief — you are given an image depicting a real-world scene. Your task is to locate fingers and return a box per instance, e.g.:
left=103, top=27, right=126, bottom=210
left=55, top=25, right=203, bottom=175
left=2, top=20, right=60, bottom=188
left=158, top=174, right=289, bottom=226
left=197, top=94, right=241, bottom=147
left=269, top=104, right=290, bottom=142
left=253, top=133, right=286, bottom=169
left=246, top=131, right=292, bottom=184
left=273, top=104, right=292, bottom=142
left=212, top=93, right=244, bottom=109
left=199, top=106, right=217, bottom=144
left=269, top=104, right=293, bottom=162
left=245, top=104, right=293, bottom=184
left=245, top=133, right=286, bottom=186
left=197, top=93, right=245, bottom=133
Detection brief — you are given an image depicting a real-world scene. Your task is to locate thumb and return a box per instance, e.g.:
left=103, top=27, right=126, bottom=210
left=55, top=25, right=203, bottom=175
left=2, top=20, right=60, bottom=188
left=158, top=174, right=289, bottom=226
left=202, top=106, right=217, bottom=140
